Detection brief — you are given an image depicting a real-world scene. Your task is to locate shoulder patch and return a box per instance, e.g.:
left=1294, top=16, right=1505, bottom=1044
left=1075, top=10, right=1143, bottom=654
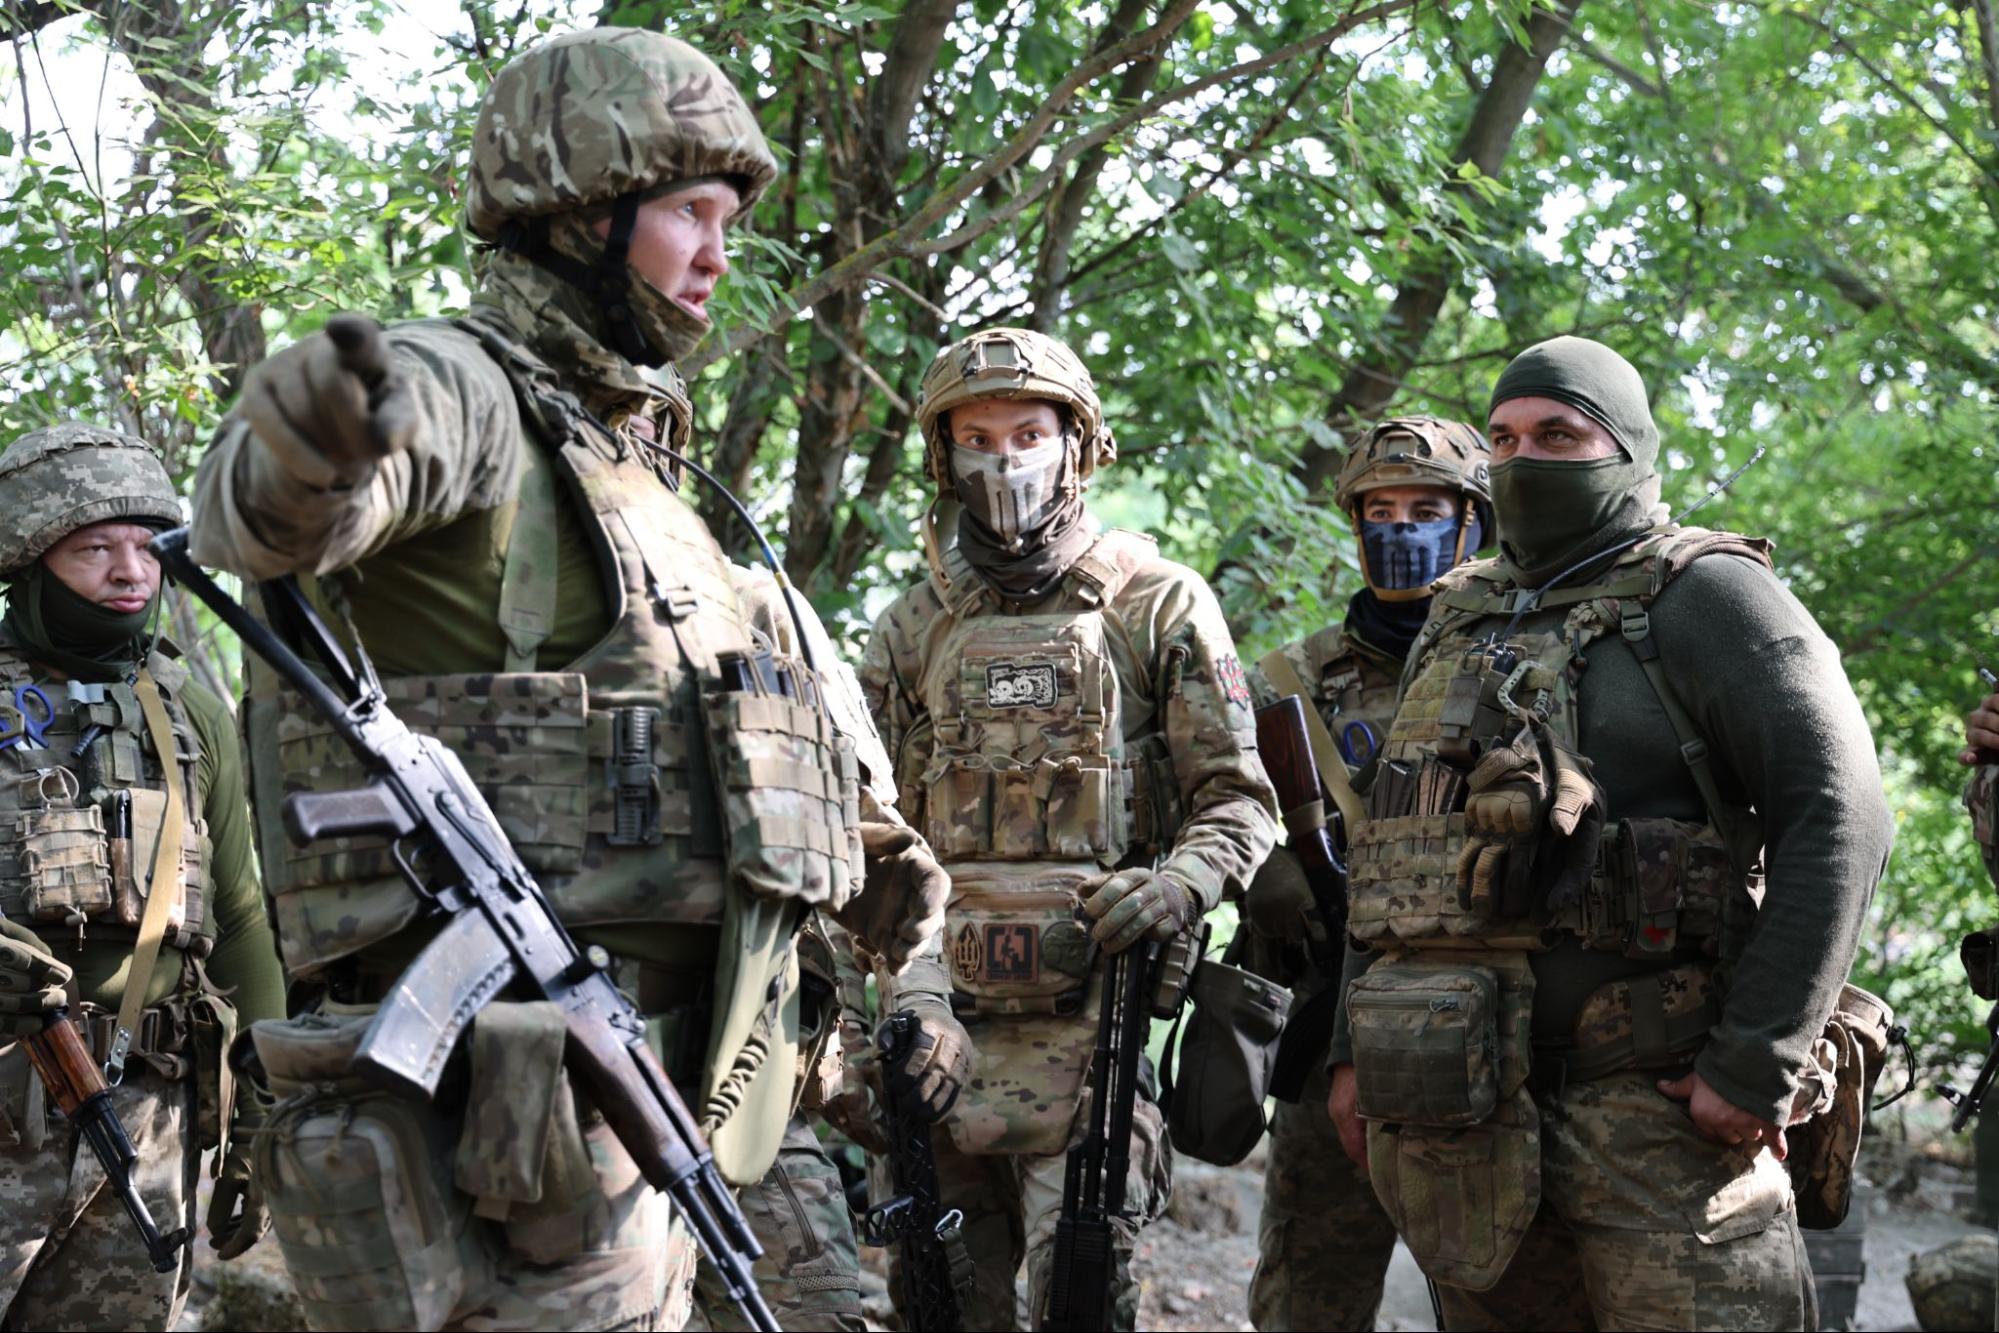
left=1217, top=654, right=1252, bottom=708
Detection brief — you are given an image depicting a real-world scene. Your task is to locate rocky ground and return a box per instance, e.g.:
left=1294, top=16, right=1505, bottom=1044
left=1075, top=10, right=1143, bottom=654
left=179, top=1124, right=1996, bottom=1331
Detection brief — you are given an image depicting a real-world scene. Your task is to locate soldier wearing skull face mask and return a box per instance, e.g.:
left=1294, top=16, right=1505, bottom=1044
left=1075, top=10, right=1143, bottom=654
left=855, top=326, right=1278, bottom=1330
left=1240, top=415, right=1493, bottom=1331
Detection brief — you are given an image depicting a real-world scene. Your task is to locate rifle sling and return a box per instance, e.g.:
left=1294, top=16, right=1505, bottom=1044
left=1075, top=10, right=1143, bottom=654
left=1256, top=650, right=1366, bottom=834
left=112, top=670, right=186, bottom=1085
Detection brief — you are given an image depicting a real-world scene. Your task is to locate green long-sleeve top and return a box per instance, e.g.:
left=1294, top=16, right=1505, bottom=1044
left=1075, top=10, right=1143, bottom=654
left=65, top=678, right=286, bottom=1032
left=1335, top=539, right=1894, bottom=1126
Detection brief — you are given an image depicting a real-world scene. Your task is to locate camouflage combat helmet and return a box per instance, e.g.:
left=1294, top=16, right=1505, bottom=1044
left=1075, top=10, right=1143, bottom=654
left=466, top=27, right=778, bottom=239
left=0, top=424, right=180, bottom=577
left=1334, top=415, right=1494, bottom=603
left=916, top=328, right=1116, bottom=487
left=1906, top=1233, right=1997, bottom=1332
left=467, top=27, right=779, bottom=369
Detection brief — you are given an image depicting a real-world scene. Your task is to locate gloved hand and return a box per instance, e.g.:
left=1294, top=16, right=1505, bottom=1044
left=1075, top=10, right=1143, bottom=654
left=817, top=1017, right=889, bottom=1154
left=833, top=822, right=950, bottom=974
left=1454, top=725, right=1604, bottom=917
left=240, top=313, right=418, bottom=475
left=1083, top=868, right=1196, bottom=953
left=0, top=917, right=70, bottom=1038
left=206, top=1098, right=272, bottom=1260
left=883, top=1002, right=974, bottom=1124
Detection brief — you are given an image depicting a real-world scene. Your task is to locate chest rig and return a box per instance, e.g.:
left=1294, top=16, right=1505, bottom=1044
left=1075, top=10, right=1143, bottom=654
left=0, top=639, right=211, bottom=957
left=1347, top=526, right=1770, bottom=955
left=246, top=317, right=857, bottom=977
left=914, top=531, right=1182, bottom=870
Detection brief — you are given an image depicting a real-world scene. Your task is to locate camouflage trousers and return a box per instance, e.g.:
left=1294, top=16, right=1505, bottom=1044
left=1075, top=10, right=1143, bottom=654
left=882, top=1095, right=1171, bottom=1331
left=1430, top=1071, right=1815, bottom=1332
left=1250, top=1056, right=1397, bottom=1331
left=686, top=1115, right=863, bottom=1332
left=0, top=1046, right=194, bottom=1331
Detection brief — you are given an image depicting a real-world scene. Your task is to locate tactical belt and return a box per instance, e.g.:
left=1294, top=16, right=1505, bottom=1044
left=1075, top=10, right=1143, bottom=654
left=72, top=997, right=194, bottom=1078
left=1528, top=962, right=1719, bottom=1097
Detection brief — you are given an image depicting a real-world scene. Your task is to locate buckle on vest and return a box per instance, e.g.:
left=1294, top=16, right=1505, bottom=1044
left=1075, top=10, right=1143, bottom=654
left=607, top=707, right=663, bottom=846
left=1619, top=607, right=1651, bottom=642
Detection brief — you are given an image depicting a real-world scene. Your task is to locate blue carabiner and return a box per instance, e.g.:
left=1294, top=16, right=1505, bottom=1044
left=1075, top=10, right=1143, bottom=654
left=0, top=684, right=55, bottom=751
left=1337, top=718, right=1380, bottom=767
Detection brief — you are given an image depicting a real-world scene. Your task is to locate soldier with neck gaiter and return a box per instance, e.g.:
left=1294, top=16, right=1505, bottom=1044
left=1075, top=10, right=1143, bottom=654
left=1327, top=336, right=1893, bottom=1329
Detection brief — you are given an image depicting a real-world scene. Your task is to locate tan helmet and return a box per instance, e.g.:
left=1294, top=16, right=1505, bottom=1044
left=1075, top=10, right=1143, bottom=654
left=1334, top=415, right=1494, bottom=602
left=916, top=328, right=1116, bottom=488
left=465, top=28, right=778, bottom=240
left=0, top=424, right=180, bottom=578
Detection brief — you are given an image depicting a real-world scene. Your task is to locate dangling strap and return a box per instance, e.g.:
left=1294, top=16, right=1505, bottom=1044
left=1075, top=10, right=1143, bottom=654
left=110, top=669, right=186, bottom=1085
left=1256, top=650, right=1366, bottom=835
left=497, top=441, right=561, bottom=672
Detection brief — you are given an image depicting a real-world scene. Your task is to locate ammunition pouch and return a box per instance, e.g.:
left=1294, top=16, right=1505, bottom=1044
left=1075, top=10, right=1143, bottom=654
left=1572, top=818, right=1733, bottom=958
left=1124, top=731, right=1183, bottom=859
left=703, top=653, right=862, bottom=912
left=1790, top=983, right=1894, bottom=1231
left=943, top=862, right=1096, bottom=1017
left=1358, top=950, right=1537, bottom=1292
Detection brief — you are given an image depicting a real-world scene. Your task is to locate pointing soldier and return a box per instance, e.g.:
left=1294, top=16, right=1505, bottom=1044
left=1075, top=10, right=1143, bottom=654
left=0, top=426, right=284, bottom=1330
left=859, top=327, right=1278, bottom=1329
left=190, top=27, right=943, bottom=1331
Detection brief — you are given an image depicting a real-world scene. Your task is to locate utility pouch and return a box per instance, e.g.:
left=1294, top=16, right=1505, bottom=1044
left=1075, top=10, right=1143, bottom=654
left=1361, top=951, right=1538, bottom=1292
left=252, top=1009, right=478, bottom=1331
left=125, top=786, right=205, bottom=942
left=453, top=1000, right=597, bottom=1263
left=15, top=799, right=112, bottom=925
left=1577, top=818, right=1733, bottom=958
left=942, top=865, right=1095, bottom=1016
left=1162, top=948, right=1292, bottom=1166
left=1790, top=983, right=1894, bottom=1231
left=189, top=987, right=239, bottom=1154
left=1347, top=957, right=1508, bottom=1128
left=704, top=649, right=861, bottom=912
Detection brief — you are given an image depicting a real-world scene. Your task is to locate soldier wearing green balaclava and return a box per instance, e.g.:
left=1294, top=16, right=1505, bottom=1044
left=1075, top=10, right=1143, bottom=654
left=1326, top=336, right=1894, bottom=1329
left=0, top=424, right=284, bottom=1330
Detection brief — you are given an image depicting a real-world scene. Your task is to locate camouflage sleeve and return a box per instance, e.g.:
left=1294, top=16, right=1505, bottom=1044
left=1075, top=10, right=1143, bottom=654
left=189, top=322, right=526, bottom=579
left=1150, top=575, right=1279, bottom=916
left=183, top=683, right=286, bottom=1036
left=860, top=602, right=927, bottom=813
left=1970, top=764, right=1999, bottom=891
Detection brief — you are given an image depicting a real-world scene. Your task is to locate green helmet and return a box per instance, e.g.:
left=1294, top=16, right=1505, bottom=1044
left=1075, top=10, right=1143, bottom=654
left=1906, top=1234, right=1997, bottom=1332
left=466, top=27, right=778, bottom=239
left=0, top=424, right=179, bottom=578
left=915, top=328, right=1116, bottom=488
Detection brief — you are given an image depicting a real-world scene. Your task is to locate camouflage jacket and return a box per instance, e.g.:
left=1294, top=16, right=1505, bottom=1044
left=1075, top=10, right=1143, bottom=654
left=861, top=524, right=1276, bottom=915
left=1971, top=763, right=1998, bottom=891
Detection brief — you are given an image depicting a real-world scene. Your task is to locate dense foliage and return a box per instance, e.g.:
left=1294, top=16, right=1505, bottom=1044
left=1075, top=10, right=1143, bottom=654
left=2, top=0, right=1994, bottom=1098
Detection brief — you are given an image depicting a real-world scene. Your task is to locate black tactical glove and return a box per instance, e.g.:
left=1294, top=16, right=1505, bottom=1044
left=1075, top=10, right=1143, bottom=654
left=834, top=822, right=950, bottom=974
left=207, top=1084, right=272, bottom=1260
left=0, top=917, right=70, bottom=1039
left=241, top=313, right=419, bottom=475
left=884, top=1002, right=973, bottom=1124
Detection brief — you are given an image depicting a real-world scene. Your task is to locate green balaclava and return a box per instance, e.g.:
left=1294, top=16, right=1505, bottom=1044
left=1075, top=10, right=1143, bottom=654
left=4, top=560, right=159, bottom=682
left=1486, top=336, right=1670, bottom=583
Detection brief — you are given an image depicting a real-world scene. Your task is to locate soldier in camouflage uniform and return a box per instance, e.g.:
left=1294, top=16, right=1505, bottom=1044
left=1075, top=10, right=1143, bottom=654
left=861, top=327, right=1279, bottom=1330
left=1241, top=416, right=1492, bottom=1332
left=1963, top=682, right=1997, bottom=891
left=0, top=426, right=285, bottom=1330
left=189, top=29, right=945, bottom=1332
left=1326, top=336, right=1894, bottom=1329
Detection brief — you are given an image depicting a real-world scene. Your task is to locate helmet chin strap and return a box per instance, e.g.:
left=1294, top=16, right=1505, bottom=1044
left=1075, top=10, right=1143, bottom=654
left=496, top=192, right=662, bottom=368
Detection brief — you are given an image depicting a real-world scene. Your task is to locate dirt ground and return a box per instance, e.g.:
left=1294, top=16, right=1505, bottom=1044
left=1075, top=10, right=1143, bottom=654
left=177, top=1120, right=1996, bottom=1332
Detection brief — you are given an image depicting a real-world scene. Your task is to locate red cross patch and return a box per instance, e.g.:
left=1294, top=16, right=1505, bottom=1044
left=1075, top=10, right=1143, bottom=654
left=1217, top=654, right=1252, bottom=708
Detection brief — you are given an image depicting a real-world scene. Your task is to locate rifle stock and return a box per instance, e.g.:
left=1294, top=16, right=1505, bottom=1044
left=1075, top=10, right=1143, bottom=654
left=150, top=528, right=778, bottom=1332
left=22, top=1011, right=189, bottom=1272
